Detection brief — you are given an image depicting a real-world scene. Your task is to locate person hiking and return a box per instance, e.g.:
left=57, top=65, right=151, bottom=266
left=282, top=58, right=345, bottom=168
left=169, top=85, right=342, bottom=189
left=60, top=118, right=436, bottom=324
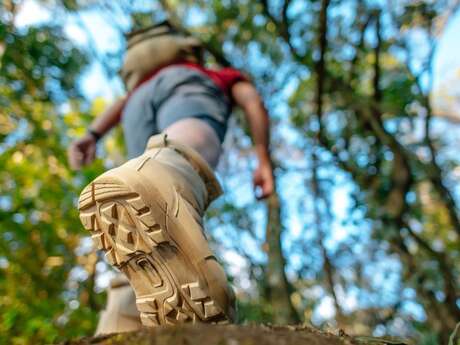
left=68, top=21, right=273, bottom=334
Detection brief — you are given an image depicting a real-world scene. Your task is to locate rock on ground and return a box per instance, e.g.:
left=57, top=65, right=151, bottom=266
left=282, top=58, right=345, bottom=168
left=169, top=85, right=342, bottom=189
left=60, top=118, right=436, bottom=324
left=60, top=324, right=410, bottom=345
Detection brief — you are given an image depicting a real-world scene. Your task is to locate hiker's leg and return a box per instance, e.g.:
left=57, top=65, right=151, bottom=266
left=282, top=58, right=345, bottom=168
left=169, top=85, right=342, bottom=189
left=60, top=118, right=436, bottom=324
left=162, top=118, right=222, bottom=168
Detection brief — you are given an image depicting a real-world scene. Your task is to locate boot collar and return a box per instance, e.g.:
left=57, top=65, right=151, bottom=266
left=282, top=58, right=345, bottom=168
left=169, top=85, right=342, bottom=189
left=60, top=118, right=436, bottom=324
left=146, top=134, right=223, bottom=207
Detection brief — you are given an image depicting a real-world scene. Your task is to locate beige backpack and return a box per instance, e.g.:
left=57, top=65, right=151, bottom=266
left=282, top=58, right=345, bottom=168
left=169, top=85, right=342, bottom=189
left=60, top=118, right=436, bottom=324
left=120, top=21, right=203, bottom=92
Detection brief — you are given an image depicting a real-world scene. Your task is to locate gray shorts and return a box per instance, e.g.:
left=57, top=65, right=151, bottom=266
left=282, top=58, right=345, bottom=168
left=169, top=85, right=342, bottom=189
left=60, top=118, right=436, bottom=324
left=121, top=66, right=231, bottom=159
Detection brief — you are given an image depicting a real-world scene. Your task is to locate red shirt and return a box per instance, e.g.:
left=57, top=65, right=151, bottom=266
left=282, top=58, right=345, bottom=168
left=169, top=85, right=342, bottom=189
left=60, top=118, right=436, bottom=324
left=131, top=61, right=248, bottom=100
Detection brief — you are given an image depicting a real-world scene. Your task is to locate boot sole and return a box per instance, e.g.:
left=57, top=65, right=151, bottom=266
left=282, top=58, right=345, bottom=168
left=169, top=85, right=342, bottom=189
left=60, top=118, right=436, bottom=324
left=78, top=173, right=230, bottom=327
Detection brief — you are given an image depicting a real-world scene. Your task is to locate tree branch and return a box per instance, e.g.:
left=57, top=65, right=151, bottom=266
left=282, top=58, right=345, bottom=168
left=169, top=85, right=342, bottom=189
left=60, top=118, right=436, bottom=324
left=348, top=2, right=371, bottom=83
left=403, top=222, right=460, bottom=320
left=259, top=0, right=309, bottom=64
left=315, top=0, right=330, bottom=133
left=391, top=232, right=458, bottom=335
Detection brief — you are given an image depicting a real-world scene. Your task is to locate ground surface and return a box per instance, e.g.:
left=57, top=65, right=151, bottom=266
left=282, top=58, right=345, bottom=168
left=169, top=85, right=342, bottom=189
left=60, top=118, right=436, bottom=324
left=60, top=324, right=410, bottom=345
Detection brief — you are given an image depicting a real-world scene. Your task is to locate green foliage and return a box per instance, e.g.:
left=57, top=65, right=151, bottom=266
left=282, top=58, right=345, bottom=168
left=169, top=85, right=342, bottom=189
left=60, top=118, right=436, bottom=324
left=0, top=13, right=106, bottom=345
left=236, top=300, right=275, bottom=324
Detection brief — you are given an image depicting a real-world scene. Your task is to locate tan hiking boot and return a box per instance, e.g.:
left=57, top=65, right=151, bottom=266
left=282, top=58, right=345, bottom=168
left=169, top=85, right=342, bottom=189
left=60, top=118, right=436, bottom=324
left=95, top=275, right=142, bottom=335
left=78, top=134, right=235, bottom=327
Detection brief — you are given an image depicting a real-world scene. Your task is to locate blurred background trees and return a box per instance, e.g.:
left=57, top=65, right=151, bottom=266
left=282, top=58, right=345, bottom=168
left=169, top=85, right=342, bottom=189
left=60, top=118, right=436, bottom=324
left=0, top=1, right=459, bottom=344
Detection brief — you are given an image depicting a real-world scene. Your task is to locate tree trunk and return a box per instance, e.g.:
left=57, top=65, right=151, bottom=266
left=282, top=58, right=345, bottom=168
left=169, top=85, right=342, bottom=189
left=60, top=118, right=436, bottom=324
left=264, top=189, right=300, bottom=324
